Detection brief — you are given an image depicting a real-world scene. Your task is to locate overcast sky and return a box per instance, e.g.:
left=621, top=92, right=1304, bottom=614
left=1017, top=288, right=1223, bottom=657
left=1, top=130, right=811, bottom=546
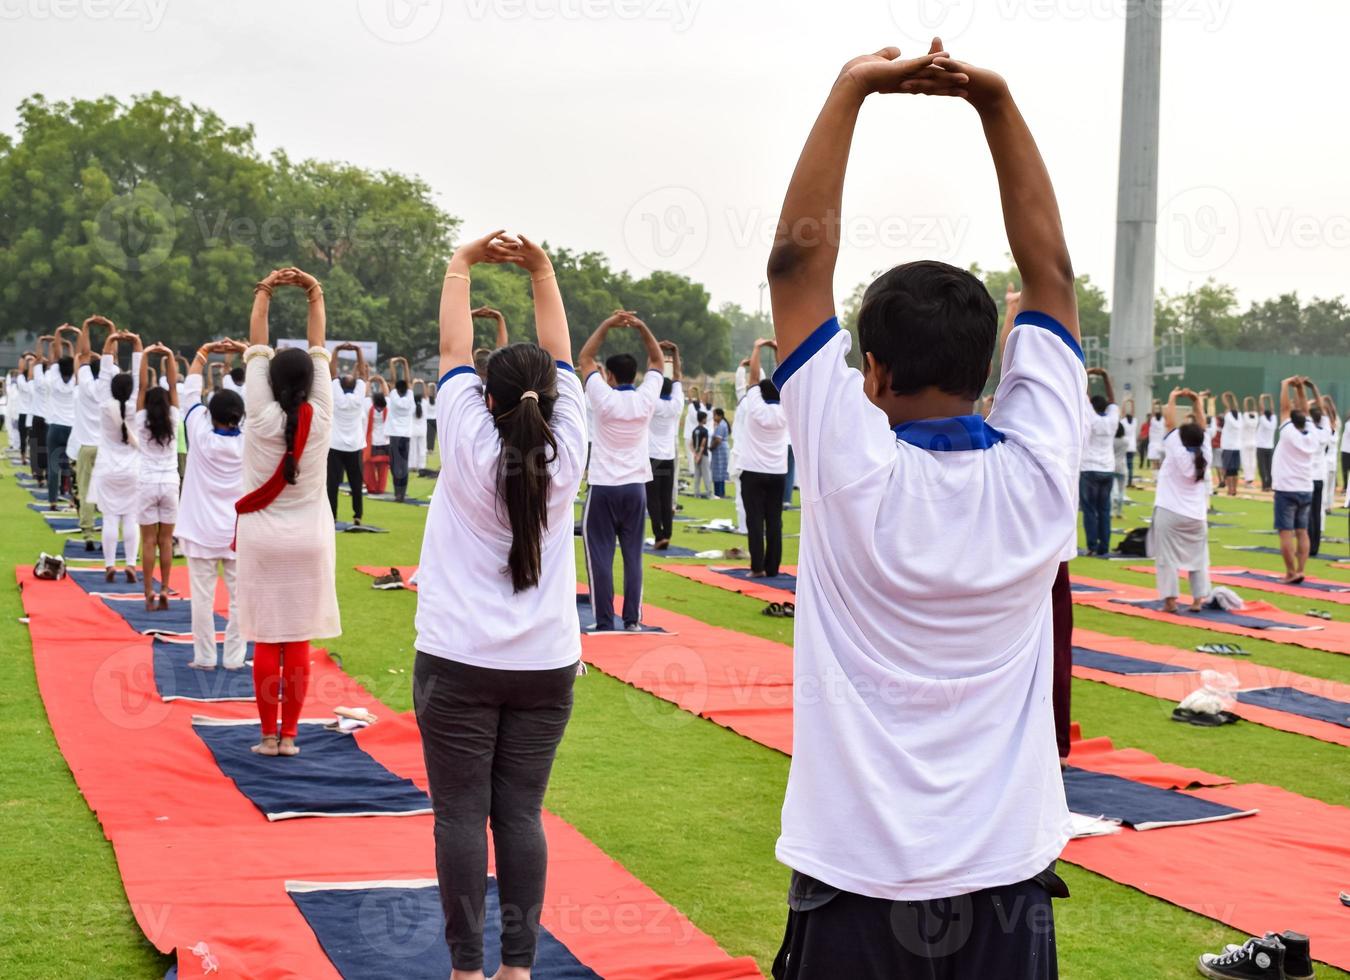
left=2, top=0, right=1347, bottom=317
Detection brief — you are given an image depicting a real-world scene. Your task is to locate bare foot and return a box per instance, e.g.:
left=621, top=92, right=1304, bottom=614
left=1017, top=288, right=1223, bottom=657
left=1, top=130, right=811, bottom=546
left=451, top=971, right=486, bottom=980
left=278, top=737, right=300, bottom=757
left=1162, top=598, right=1179, bottom=614
left=125, top=568, right=137, bottom=583
left=157, top=594, right=168, bottom=611
left=251, top=736, right=280, bottom=756
left=492, top=966, right=532, bottom=980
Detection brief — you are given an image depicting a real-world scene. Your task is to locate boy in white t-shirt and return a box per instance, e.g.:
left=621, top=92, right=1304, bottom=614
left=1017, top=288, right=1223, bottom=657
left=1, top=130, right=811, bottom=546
left=1272, top=377, right=1321, bottom=583
left=327, top=343, right=369, bottom=524
left=578, top=311, right=665, bottom=630
left=1255, top=393, right=1277, bottom=491
left=764, top=44, right=1082, bottom=976
left=645, top=342, right=684, bottom=549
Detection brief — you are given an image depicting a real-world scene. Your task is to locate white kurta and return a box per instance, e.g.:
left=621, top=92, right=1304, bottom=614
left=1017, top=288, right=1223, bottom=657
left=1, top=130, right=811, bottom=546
left=235, top=345, right=340, bottom=643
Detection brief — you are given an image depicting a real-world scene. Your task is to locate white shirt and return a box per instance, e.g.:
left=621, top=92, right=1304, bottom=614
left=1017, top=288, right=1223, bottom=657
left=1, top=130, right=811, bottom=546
left=29, top=366, right=49, bottom=420
left=177, top=375, right=244, bottom=560
left=774, top=313, right=1084, bottom=901
left=1219, top=411, right=1243, bottom=451
left=736, top=386, right=789, bottom=474
left=1080, top=402, right=1120, bottom=473
left=1241, top=412, right=1259, bottom=450
left=134, top=405, right=182, bottom=484
left=1256, top=412, right=1277, bottom=449
left=1146, top=413, right=1166, bottom=457
left=1313, top=418, right=1334, bottom=467
left=366, top=398, right=389, bottom=447
left=584, top=369, right=662, bottom=486
left=1121, top=415, right=1137, bottom=447
left=330, top=378, right=368, bottom=453
left=1155, top=428, right=1214, bottom=521
left=386, top=388, right=416, bottom=438
left=43, top=367, right=78, bottom=427
left=647, top=380, right=683, bottom=462
left=414, top=364, right=588, bottom=670
left=734, top=364, right=748, bottom=401
left=684, top=400, right=712, bottom=448
left=1272, top=420, right=1321, bottom=493
left=68, top=359, right=115, bottom=458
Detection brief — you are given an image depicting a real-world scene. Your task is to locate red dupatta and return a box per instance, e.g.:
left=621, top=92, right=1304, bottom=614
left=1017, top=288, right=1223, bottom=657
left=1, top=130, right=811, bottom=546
left=231, top=401, right=314, bottom=550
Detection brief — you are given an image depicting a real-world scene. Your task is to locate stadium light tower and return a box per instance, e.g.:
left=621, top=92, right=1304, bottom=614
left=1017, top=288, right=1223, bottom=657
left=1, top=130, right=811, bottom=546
left=1108, top=0, right=1163, bottom=410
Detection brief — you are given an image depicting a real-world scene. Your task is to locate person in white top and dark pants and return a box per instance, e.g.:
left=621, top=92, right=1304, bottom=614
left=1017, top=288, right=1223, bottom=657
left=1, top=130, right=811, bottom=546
left=1272, top=377, right=1322, bottom=582
left=579, top=310, right=665, bottom=631
left=327, top=343, right=369, bottom=524
left=70, top=318, right=120, bottom=543
left=1080, top=367, right=1120, bottom=556
left=385, top=357, right=416, bottom=502
left=738, top=338, right=790, bottom=577
left=645, top=342, right=683, bottom=550
left=1150, top=388, right=1213, bottom=611
left=1255, top=394, right=1277, bottom=491
left=42, top=327, right=81, bottom=507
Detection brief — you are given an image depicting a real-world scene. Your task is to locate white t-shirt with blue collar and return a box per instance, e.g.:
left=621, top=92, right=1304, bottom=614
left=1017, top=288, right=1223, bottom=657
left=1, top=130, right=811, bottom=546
left=772, top=311, right=1085, bottom=901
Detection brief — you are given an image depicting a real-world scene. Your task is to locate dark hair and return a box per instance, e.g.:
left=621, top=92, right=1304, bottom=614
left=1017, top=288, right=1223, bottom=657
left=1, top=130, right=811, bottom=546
left=605, top=353, right=638, bottom=385
left=857, top=260, right=997, bottom=401
left=759, top=379, right=780, bottom=402
left=143, top=387, right=175, bottom=446
left=267, top=347, right=314, bottom=485
left=1291, top=409, right=1307, bottom=431
left=660, top=377, right=674, bottom=398
left=414, top=392, right=423, bottom=419
left=1178, top=422, right=1207, bottom=482
left=1310, top=405, right=1323, bottom=424
left=395, top=378, right=409, bottom=396
left=1090, top=394, right=1108, bottom=414
left=474, top=349, right=492, bottom=378
left=1115, top=422, right=1125, bottom=438
left=485, top=343, right=559, bottom=593
left=696, top=410, right=708, bottom=423
left=339, top=375, right=356, bottom=394
left=372, top=391, right=387, bottom=411
left=208, top=389, right=244, bottom=429
left=713, top=407, right=725, bottom=420
left=88, top=357, right=101, bottom=379
left=58, top=355, right=75, bottom=382
left=229, top=366, right=245, bottom=386
left=111, top=373, right=133, bottom=443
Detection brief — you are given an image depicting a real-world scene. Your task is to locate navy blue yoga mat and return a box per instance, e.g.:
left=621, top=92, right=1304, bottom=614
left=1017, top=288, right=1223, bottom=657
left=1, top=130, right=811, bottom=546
left=1227, top=545, right=1350, bottom=562
left=289, top=879, right=600, bottom=979
left=1223, top=570, right=1350, bottom=594
left=712, top=567, right=798, bottom=592
left=1111, top=598, right=1317, bottom=631
left=1071, top=647, right=1196, bottom=676
left=643, top=542, right=700, bottom=558
left=154, top=640, right=254, bottom=702
left=1071, top=583, right=1110, bottom=593
left=64, top=539, right=123, bottom=561
left=192, top=720, right=431, bottom=820
left=335, top=521, right=388, bottom=533
left=67, top=567, right=158, bottom=595
left=28, top=502, right=75, bottom=514
left=100, top=596, right=223, bottom=636
left=575, top=596, right=667, bottom=634
left=44, top=515, right=85, bottom=532
left=1236, top=687, right=1350, bottom=727
left=1062, top=767, right=1257, bottom=830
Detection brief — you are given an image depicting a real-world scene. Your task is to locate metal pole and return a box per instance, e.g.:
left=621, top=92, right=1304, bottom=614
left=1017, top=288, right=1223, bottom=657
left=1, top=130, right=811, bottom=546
left=1108, top=0, right=1162, bottom=412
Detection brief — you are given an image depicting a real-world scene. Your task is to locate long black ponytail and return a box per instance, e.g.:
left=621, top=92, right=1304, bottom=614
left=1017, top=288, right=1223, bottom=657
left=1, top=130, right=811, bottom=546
left=111, top=373, right=133, bottom=443
left=1178, top=422, right=1207, bottom=483
left=485, top=344, right=559, bottom=593
left=268, top=347, right=315, bottom=485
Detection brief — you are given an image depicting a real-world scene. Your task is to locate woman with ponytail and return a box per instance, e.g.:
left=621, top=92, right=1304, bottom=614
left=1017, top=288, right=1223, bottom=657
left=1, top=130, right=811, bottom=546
left=92, top=330, right=144, bottom=581
left=135, top=343, right=181, bottom=609
left=409, top=377, right=428, bottom=472
left=1151, top=387, right=1214, bottom=612
left=413, top=231, right=587, bottom=979
left=236, top=267, right=338, bottom=758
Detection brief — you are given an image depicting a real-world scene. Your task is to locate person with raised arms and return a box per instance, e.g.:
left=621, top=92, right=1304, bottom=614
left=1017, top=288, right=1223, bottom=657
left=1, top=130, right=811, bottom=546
left=327, top=342, right=369, bottom=525
left=578, top=308, right=664, bottom=631
left=178, top=339, right=248, bottom=671
left=1303, top=378, right=1331, bottom=554
left=412, top=231, right=588, bottom=980
left=738, top=338, right=790, bottom=577
left=386, top=355, right=416, bottom=502
left=1270, top=377, right=1320, bottom=583
left=91, top=331, right=144, bottom=581
left=42, top=325, right=82, bottom=508
left=764, top=41, right=1081, bottom=975
left=1217, top=391, right=1244, bottom=497
left=645, top=340, right=683, bottom=550
left=1240, top=395, right=1259, bottom=487
left=1152, top=388, right=1213, bottom=612
left=69, top=317, right=118, bottom=548
left=236, top=267, right=338, bottom=758
left=1255, top=392, right=1277, bottom=491
left=1081, top=366, right=1120, bottom=556
left=1145, top=396, right=1166, bottom=470
left=134, top=342, right=181, bottom=609
left=363, top=374, right=391, bottom=495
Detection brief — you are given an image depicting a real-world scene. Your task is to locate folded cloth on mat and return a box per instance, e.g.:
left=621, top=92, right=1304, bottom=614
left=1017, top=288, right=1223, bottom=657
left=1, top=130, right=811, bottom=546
left=288, top=879, right=601, bottom=979
left=334, top=522, right=388, bottom=533
left=710, top=567, right=798, bottom=592
left=1220, top=569, right=1350, bottom=594
left=154, top=640, right=254, bottom=702
left=100, top=596, right=224, bottom=636
left=1072, top=646, right=1197, bottom=676
left=64, top=539, right=124, bottom=561
left=1062, top=766, right=1258, bottom=830
left=1110, top=598, right=1319, bottom=631
left=575, top=596, right=667, bottom=635
left=1236, top=687, right=1350, bottom=728
left=1226, top=545, right=1350, bottom=562
left=66, top=568, right=159, bottom=595
left=192, top=719, right=432, bottom=820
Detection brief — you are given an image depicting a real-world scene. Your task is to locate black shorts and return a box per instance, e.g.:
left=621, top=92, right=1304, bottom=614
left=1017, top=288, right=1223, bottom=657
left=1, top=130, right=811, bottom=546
left=772, top=866, right=1067, bottom=980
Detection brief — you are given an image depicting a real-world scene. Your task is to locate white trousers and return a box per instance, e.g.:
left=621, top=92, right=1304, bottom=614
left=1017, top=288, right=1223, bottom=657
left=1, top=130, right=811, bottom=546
left=101, top=511, right=140, bottom=569
left=735, top=480, right=747, bottom=533
left=187, top=556, right=246, bottom=669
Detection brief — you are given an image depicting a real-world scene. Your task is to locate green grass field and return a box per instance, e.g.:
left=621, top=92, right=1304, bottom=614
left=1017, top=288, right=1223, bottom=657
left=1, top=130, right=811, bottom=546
left=1, top=454, right=1347, bottom=979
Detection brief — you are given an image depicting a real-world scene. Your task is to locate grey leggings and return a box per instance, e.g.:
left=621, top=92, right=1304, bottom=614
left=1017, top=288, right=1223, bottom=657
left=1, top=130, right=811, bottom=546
left=413, top=652, right=576, bottom=972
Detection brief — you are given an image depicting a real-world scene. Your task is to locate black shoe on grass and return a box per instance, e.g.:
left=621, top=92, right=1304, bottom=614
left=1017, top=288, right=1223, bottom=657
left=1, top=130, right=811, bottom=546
left=370, top=568, right=404, bottom=590
left=1198, top=936, right=1285, bottom=980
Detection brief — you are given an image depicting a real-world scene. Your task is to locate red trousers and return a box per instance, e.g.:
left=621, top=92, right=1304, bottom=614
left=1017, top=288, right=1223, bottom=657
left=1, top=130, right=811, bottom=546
left=252, top=640, right=312, bottom=739
left=363, top=451, right=390, bottom=495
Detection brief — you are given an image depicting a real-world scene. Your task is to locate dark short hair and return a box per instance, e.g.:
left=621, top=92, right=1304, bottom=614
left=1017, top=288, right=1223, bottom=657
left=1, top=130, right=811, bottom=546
left=1091, top=394, right=1108, bottom=414
left=696, top=411, right=707, bottom=423
left=208, top=389, right=244, bottom=428
left=660, top=377, right=674, bottom=398
left=759, top=379, right=780, bottom=402
left=858, top=260, right=997, bottom=401
left=229, top=366, right=245, bottom=385
left=713, top=407, right=725, bottom=419
left=606, top=353, right=638, bottom=385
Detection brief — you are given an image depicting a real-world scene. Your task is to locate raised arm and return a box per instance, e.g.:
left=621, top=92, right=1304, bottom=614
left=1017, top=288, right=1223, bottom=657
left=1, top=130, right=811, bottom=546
left=1279, top=377, right=1306, bottom=421
left=1189, top=389, right=1207, bottom=430
left=510, top=235, right=571, bottom=366
left=1221, top=391, right=1237, bottom=415
left=438, top=229, right=508, bottom=377
left=629, top=314, right=664, bottom=374
left=286, top=267, right=326, bottom=348
left=162, top=347, right=180, bottom=407
left=250, top=270, right=285, bottom=347
left=766, top=43, right=960, bottom=359
left=578, top=311, right=627, bottom=380
left=1260, top=393, right=1274, bottom=414
left=997, top=281, right=1022, bottom=354
left=1123, top=397, right=1135, bottom=417
left=472, top=307, right=510, bottom=350
left=1323, top=394, right=1339, bottom=426
left=137, top=346, right=157, bottom=411
left=1163, top=388, right=1180, bottom=431
left=748, top=338, right=776, bottom=386
left=1086, top=367, right=1115, bottom=405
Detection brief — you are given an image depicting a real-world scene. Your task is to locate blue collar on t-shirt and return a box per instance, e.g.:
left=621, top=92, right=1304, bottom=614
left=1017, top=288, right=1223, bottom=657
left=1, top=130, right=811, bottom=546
left=615, top=384, right=636, bottom=392
left=892, top=415, right=1006, bottom=452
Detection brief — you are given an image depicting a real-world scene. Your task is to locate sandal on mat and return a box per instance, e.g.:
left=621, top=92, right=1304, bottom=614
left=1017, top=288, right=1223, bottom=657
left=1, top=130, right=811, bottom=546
left=1196, top=643, right=1250, bottom=657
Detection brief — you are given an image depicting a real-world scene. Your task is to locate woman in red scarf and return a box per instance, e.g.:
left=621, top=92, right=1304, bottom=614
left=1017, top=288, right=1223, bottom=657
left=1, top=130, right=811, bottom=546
left=236, top=267, right=338, bottom=757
